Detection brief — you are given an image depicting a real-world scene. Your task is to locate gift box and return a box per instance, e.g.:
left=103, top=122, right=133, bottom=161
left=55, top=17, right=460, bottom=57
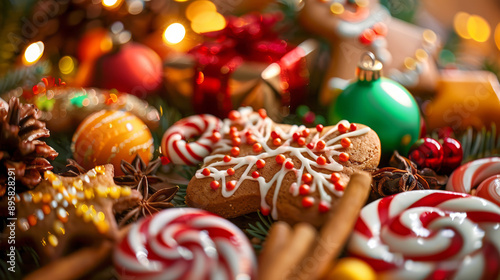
left=163, top=13, right=319, bottom=120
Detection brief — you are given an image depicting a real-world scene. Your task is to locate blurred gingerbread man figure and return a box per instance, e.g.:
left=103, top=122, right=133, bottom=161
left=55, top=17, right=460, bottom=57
left=299, top=0, right=440, bottom=104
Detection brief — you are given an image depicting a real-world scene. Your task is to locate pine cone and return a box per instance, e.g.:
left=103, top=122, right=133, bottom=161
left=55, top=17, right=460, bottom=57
left=0, top=97, right=58, bottom=196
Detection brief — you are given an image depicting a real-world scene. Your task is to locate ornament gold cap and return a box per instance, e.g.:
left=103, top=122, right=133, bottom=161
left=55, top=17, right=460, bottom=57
left=356, top=52, right=382, bottom=82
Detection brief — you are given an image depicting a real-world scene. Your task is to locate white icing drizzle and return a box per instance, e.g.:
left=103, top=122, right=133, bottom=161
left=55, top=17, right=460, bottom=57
left=195, top=107, right=371, bottom=219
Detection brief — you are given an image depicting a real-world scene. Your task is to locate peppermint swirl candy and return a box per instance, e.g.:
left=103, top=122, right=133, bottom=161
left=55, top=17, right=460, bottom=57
left=446, top=157, right=500, bottom=207
left=348, top=190, right=500, bottom=280
left=114, top=208, right=256, bottom=280
left=162, top=114, right=221, bottom=165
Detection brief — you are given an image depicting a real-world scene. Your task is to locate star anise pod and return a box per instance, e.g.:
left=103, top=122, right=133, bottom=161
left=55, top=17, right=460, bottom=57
left=114, top=155, right=162, bottom=187
left=371, top=151, right=445, bottom=199
left=118, top=175, right=178, bottom=227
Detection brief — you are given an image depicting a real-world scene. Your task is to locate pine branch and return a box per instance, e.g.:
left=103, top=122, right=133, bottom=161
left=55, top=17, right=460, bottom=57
left=245, top=211, right=274, bottom=250
left=172, top=183, right=187, bottom=207
left=0, top=61, right=51, bottom=94
left=460, top=124, right=500, bottom=163
left=0, top=246, right=40, bottom=279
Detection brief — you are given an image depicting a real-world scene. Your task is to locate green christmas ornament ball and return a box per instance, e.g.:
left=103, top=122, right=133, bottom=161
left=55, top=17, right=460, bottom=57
left=329, top=52, right=421, bottom=156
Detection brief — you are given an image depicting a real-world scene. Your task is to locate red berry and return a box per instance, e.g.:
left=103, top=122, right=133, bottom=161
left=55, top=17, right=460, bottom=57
left=338, top=123, right=348, bottom=134
left=258, top=108, right=267, bottom=119
left=303, top=111, right=316, bottom=124
left=318, top=201, right=330, bottom=213
left=232, top=137, right=241, bottom=146
left=253, top=143, right=262, bottom=153
left=247, top=135, right=257, bottom=145
left=297, top=137, right=306, bottom=146
left=316, top=140, right=326, bottom=150
left=302, top=128, right=310, bottom=137
left=330, top=172, right=340, bottom=183
left=334, top=182, right=345, bottom=191
left=317, top=156, right=327, bottom=165
left=273, top=138, right=282, bottom=146
left=349, top=123, right=357, bottom=131
left=210, top=181, right=220, bottom=190
left=440, top=137, right=463, bottom=174
left=293, top=132, right=301, bottom=141
left=230, top=126, right=238, bottom=133
left=256, top=159, right=266, bottom=169
left=316, top=124, right=324, bottom=132
left=160, top=156, right=171, bottom=165
left=202, top=168, right=210, bottom=176
left=341, top=138, right=351, bottom=148
left=302, top=197, right=314, bottom=208
left=339, top=153, right=349, bottom=162
left=276, top=154, right=286, bottom=164
left=231, top=147, right=240, bottom=157
left=228, top=110, right=240, bottom=120
left=408, top=138, right=444, bottom=170
left=227, top=168, right=235, bottom=176
left=223, top=155, right=231, bottom=162
left=285, top=161, right=294, bottom=169
left=307, top=142, right=315, bottom=149
left=252, top=171, right=260, bottom=178
left=245, top=130, right=252, bottom=137
left=226, top=180, right=236, bottom=190
left=302, top=173, right=312, bottom=183
left=372, top=22, right=387, bottom=36
left=359, top=28, right=376, bottom=45
left=261, top=207, right=270, bottom=216
left=271, top=131, right=280, bottom=139
left=299, top=184, right=310, bottom=195
left=211, top=131, right=221, bottom=142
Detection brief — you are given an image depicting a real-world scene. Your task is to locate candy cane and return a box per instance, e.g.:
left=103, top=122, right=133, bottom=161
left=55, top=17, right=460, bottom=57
left=348, top=190, right=500, bottom=280
left=114, top=208, right=256, bottom=280
left=162, top=114, right=221, bottom=165
left=446, top=157, right=500, bottom=206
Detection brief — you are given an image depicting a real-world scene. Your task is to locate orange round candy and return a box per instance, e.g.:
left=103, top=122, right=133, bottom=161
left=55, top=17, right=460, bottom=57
left=71, top=110, right=153, bottom=175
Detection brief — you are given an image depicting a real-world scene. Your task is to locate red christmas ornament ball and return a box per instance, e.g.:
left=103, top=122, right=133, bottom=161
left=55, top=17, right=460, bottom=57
left=93, top=43, right=162, bottom=97
left=440, top=137, right=463, bottom=174
left=408, top=138, right=444, bottom=170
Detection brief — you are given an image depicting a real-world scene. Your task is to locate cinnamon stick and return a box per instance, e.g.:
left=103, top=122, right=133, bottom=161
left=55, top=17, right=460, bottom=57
left=292, top=172, right=372, bottom=280
left=258, top=221, right=292, bottom=279
left=261, top=222, right=317, bottom=280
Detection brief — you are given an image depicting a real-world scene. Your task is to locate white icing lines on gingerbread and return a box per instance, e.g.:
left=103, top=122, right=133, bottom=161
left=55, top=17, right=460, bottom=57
left=195, top=107, right=370, bottom=219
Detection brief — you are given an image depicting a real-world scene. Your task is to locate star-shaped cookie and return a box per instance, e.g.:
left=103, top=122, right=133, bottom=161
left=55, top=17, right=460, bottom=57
left=11, top=165, right=141, bottom=263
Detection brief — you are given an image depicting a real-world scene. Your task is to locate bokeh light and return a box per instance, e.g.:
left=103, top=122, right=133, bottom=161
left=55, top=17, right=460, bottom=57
left=23, top=41, right=44, bottom=65
left=186, top=0, right=217, bottom=21
left=127, top=0, right=144, bottom=15
left=467, top=15, right=490, bottom=42
left=191, top=11, right=226, bottom=34
left=454, top=12, right=491, bottom=43
left=102, top=0, right=121, bottom=9
left=59, top=56, right=76, bottom=75
left=495, top=23, right=500, bottom=51
left=163, top=23, right=186, bottom=44
left=454, top=12, right=471, bottom=39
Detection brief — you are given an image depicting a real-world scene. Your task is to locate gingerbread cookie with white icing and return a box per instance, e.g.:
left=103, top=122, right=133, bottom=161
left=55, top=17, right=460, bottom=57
left=185, top=107, right=381, bottom=226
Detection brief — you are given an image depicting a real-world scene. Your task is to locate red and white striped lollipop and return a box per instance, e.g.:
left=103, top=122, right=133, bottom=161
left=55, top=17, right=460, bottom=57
left=114, top=208, right=256, bottom=280
left=162, top=114, right=221, bottom=165
left=446, top=157, right=500, bottom=206
left=348, top=190, right=500, bottom=280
